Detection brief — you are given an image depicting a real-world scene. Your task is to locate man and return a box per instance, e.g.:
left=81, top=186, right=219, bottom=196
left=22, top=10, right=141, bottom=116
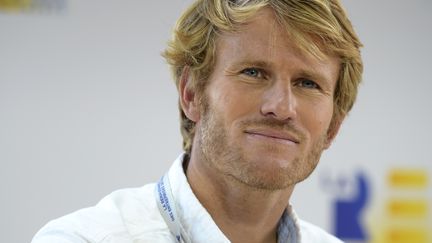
left=33, top=0, right=362, bottom=242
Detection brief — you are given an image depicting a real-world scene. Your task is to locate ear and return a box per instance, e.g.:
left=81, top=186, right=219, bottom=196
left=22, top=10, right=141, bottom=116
left=324, top=116, right=345, bottom=149
left=179, top=66, right=200, bottom=122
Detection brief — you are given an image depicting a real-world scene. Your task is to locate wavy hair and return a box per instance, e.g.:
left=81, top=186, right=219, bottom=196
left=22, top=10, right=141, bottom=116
left=163, top=0, right=363, bottom=154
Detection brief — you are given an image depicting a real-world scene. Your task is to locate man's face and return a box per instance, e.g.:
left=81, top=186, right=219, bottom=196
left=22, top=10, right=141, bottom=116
left=194, top=9, right=341, bottom=190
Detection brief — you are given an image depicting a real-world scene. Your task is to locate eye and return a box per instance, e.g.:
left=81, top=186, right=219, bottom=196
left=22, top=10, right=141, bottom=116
left=241, top=68, right=263, bottom=78
left=298, top=79, right=320, bottom=89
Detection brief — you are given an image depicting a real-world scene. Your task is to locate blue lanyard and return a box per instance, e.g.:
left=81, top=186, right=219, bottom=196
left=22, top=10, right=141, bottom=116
left=155, top=174, right=190, bottom=243
left=155, top=171, right=299, bottom=243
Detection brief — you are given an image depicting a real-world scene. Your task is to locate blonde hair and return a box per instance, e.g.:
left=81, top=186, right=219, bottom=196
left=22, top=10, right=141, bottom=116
left=163, top=0, right=363, bottom=154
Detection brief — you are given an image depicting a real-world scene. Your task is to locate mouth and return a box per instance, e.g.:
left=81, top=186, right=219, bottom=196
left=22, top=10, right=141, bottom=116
left=244, top=129, right=300, bottom=145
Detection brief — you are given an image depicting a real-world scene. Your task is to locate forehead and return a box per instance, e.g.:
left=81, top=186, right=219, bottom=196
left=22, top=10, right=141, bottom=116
left=214, top=8, right=340, bottom=84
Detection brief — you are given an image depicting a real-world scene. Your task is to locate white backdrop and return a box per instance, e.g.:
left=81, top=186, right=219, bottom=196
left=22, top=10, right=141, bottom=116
left=1, top=1, right=431, bottom=242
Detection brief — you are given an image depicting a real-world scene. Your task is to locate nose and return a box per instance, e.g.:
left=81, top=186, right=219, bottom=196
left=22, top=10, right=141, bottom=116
left=260, top=83, right=297, bottom=121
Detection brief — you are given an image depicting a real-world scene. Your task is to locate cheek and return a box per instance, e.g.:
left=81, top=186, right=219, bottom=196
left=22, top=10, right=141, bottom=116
left=300, top=100, right=334, bottom=135
left=211, top=84, right=260, bottom=117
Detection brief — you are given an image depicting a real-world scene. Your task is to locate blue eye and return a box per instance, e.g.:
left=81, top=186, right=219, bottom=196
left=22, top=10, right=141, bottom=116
left=299, top=79, right=319, bottom=89
left=241, top=68, right=261, bottom=78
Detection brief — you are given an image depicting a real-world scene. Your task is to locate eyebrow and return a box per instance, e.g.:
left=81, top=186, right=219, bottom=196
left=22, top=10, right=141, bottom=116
left=228, top=60, right=273, bottom=70
left=298, top=70, right=332, bottom=84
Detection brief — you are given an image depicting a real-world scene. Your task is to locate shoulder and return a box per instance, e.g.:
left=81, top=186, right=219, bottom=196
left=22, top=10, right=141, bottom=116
left=32, top=184, right=173, bottom=243
left=298, top=219, right=344, bottom=243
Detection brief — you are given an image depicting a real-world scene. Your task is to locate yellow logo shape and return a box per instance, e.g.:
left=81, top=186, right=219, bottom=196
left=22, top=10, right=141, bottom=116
left=0, top=0, right=32, bottom=11
left=369, top=168, right=431, bottom=243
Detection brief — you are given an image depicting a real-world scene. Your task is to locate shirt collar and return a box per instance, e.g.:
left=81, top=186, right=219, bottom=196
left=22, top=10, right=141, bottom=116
left=278, top=206, right=301, bottom=243
left=167, top=153, right=300, bottom=243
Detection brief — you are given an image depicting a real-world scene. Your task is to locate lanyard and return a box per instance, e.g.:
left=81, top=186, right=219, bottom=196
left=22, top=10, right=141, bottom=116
left=155, top=174, right=190, bottom=243
left=155, top=171, right=298, bottom=243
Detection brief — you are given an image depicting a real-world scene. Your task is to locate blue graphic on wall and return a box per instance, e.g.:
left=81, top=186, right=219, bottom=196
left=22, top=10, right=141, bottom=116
left=321, top=172, right=369, bottom=241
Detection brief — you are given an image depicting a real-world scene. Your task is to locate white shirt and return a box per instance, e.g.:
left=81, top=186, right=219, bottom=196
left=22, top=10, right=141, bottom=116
left=32, top=154, right=343, bottom=243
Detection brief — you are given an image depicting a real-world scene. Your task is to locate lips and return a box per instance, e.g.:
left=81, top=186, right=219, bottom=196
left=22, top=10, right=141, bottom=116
left=244, top=128, right=300, bottom=144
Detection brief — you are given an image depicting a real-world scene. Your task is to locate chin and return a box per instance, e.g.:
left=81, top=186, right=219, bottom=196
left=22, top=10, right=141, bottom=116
left=232, top=155, right=305, bottom=190
left=235, top=169, right=296, bottom=190
left=246, top=148, right=299, bottom=168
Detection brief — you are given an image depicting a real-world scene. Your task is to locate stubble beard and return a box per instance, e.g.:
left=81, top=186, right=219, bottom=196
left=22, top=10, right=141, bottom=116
left=198, top=101, right=329, bottom=191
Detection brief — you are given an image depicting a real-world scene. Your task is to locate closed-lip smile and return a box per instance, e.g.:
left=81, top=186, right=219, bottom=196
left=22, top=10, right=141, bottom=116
left=244, top=129, right=300, bottom=144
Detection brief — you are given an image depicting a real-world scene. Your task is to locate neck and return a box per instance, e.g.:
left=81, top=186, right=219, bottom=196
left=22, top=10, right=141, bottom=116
left=185, top=151, right=295, bottom=243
